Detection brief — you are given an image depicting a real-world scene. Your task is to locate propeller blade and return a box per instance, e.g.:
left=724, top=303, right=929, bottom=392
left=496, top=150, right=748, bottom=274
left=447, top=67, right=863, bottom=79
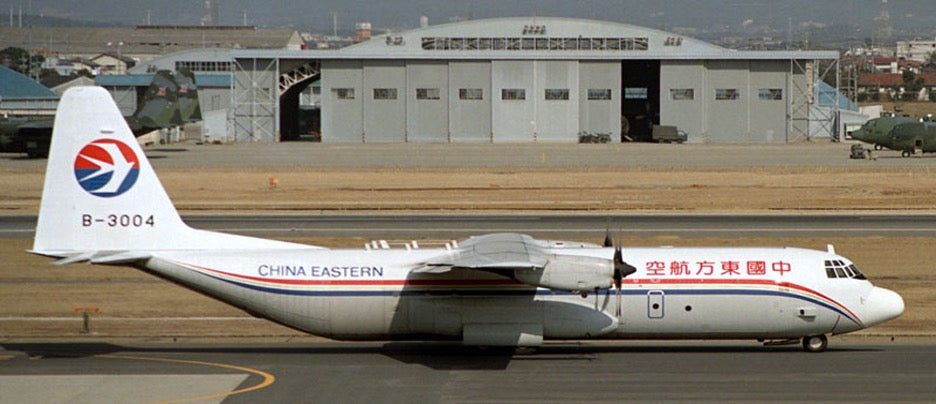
left=611, top=243, right=637, bottom=319
left=603, top=228, right=613, bottom=248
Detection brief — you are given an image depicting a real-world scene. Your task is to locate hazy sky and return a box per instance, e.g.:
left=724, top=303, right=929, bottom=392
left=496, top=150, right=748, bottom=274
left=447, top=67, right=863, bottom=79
left=4, top=0, right=936, bottom=33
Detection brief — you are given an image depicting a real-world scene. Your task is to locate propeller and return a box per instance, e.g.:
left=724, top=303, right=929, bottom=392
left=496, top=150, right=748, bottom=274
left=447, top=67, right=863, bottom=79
left=609, top=229, right=636, bottom=318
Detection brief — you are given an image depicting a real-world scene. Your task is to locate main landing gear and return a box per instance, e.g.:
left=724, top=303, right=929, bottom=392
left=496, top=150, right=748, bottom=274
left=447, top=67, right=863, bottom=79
left=802, top=334, right=828, bottom=353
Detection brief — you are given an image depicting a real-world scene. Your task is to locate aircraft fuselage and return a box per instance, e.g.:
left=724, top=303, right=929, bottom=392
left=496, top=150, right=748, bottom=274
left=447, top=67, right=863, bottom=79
left=144, top=246, right=897, bottom=342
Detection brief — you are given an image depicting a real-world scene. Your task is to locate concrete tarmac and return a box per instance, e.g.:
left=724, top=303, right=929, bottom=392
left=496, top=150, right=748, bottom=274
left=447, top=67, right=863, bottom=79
left=1, top=341, right=934, bottom=402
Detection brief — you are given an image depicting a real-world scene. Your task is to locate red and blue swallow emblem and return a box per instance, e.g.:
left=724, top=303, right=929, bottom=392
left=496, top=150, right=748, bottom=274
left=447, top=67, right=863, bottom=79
left=74, top=139, right=140, bottom=197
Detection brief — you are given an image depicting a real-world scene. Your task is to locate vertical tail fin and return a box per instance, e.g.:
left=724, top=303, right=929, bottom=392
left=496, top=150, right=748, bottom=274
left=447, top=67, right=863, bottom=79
left=127, top=70, right=182, bottom=134
left=32, top=86, right=192, bottom=256
left=175, top=68, right=202, bottom=122
left=32, top=86, right=307, bottom=258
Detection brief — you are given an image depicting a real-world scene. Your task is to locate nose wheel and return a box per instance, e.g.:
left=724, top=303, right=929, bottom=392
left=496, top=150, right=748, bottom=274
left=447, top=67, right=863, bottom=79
left=802, top=334, right=828, bottom=352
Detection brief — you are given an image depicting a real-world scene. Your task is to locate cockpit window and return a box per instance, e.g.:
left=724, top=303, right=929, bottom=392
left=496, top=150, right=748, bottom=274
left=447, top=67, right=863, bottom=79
left=848, top=264, right=867, bottom=280
left=843, top=266, right=855, bottom=277
left=825, top=260, right=867, bottom=279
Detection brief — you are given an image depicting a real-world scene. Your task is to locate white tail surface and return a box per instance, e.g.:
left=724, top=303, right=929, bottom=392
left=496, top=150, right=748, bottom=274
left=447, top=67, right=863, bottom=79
left=32, top=86, right=305, bottom=257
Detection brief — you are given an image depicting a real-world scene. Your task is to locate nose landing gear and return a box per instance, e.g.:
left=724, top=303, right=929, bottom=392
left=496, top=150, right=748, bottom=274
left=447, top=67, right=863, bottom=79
left=802, top=334, right=828, bottom=352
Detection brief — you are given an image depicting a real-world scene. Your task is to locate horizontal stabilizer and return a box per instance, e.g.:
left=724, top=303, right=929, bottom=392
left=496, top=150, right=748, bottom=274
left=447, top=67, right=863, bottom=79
left=49, top=251, right=96, bottom=265
left=43, top=250, right=153, bottom=265
left=90, top=251, right=153, bottom=264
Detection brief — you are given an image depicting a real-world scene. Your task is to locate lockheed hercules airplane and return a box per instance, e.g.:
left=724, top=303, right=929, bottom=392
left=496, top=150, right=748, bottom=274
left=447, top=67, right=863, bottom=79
left=850, top=115, right=936, bottom=157
left=849, top=116, right=919, bottom=151
left=32, top=87, right=904, bottom=352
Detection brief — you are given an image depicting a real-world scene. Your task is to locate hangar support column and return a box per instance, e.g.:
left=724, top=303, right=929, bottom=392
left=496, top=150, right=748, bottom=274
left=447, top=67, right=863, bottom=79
left=232, top=57, right=279, bottom=142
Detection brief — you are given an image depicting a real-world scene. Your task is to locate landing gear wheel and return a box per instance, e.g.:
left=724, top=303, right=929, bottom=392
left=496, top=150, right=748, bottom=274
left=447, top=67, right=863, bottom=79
left=874, top=144, right=883, bottom=151
left=902, top=150, right=912, bottom=157
left=802, top=335, right=828, bottom=352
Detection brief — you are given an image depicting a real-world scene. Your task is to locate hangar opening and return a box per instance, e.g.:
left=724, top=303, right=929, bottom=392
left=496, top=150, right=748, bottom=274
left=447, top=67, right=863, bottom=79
left=279, top=73, right=319, bottom=141
left=621, top=60, right=660, bottom=141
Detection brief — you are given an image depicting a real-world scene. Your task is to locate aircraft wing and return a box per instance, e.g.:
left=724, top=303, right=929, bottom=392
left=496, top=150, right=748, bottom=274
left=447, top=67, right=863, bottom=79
left=414, top=233, right=614, bottom=292
left=414, top=233, right=550, bottom=273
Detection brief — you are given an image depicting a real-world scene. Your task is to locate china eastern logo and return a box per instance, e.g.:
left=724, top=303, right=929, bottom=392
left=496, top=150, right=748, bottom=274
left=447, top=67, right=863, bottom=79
left=74, top=139, right=140, bottom=197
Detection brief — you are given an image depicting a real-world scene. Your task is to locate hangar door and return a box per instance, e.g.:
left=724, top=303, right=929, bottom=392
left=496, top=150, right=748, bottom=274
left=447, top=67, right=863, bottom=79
left=621, top=60, right=660, bottom=141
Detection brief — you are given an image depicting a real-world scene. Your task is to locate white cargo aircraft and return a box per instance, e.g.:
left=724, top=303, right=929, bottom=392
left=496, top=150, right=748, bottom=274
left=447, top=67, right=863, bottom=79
left=32, top=87, right=904, bottom=352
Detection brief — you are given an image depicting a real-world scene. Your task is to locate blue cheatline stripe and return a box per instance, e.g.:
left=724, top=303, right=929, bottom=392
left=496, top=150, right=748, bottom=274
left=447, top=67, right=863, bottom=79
left=191, top=270, right=860, bottom=325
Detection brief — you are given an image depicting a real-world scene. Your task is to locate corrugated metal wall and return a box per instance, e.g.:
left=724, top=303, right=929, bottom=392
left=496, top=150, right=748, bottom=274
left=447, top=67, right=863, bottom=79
left=535, top=61, right=579, bottom=142
left=578, top=61, right=621, bottom=137
left=363, top=60, right=406, bottom=142
left=705, top=60, right=749, bottom=143
left=748, top=60, right=789, bottom=142
left=661, top=60, right=790, bottom=143
left=321, top=60, right=363, bottom=142
left=320, top=58, right=795, bottom=143
left=406, top=61, right=449, bottom=142
left=660, top=61, right=705, bottom=141
left=491, top=60, right=535, bottom=142
left=448, top=61, right=491, bottom=142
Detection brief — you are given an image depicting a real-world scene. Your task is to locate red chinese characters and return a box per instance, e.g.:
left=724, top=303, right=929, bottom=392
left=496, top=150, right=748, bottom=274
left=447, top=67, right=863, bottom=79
left=721, top=261, right=740, bottom=276
left=696, top=261, right=714, bottom=276
left=772, top=261, right=791, bottom=276
left=646, top=261, right=666, bottom=276
left=670, top=261, right=689, bottom=276
left=747, top=261, right=767, bottom=276
left=641, top=259, right=792, bottom=278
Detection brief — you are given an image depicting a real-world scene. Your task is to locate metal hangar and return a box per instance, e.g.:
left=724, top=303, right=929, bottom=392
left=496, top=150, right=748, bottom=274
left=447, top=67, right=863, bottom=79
left=231, top=17, right=841, bottom=143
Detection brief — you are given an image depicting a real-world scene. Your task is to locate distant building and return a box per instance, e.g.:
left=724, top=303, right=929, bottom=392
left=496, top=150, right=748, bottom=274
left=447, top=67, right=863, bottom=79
left=0, top=26, right=304, bottom=63
left=91, top=52, right=136, bottom=75
left=896, top=38, right=936, bottom=63
left=858, top=72, right=936, bottom=101
left=872, top=57, right=898, bottom=73
left=0, top=65, right=58, bottom=114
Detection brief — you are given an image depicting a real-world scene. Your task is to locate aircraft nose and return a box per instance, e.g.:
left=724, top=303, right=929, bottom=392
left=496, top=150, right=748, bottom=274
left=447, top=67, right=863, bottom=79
left=863, top=287, right=904, bottom=327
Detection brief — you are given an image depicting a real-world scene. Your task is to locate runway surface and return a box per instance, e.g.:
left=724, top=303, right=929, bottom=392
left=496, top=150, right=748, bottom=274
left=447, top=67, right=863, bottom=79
left=4, top=214, right=936, bottom=239
left=1, top=341, right=934, bottom=402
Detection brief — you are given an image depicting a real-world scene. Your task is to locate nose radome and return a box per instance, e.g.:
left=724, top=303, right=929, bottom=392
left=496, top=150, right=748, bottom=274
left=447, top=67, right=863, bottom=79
left=863, top=287, right=904, bottom=327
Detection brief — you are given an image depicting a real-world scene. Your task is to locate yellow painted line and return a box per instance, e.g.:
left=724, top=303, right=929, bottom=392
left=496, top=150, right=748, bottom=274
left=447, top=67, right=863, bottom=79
left=0, top=354, right=15, bottom=360
left=95, top=354, right=275, bottom=403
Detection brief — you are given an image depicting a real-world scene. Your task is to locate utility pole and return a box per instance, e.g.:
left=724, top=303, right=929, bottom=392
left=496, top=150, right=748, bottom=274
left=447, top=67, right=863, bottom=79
left=332, top=12, right=338, bottom=36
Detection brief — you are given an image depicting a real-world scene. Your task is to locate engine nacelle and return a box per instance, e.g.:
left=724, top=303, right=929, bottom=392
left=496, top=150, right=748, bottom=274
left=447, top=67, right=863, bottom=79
left=513, top=255, right=614, bottom=292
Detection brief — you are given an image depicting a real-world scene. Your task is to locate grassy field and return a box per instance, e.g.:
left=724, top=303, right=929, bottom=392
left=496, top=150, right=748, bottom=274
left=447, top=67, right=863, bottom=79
left=3, top=166, right=936, bottom=214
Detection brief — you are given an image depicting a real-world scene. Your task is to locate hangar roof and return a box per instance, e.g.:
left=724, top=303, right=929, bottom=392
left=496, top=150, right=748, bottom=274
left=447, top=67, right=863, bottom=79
left=0, top=26, right=303, bottom=59
left=233, top=17, right=837, bottom=61
left=0, top=66, right=58, bottom=99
